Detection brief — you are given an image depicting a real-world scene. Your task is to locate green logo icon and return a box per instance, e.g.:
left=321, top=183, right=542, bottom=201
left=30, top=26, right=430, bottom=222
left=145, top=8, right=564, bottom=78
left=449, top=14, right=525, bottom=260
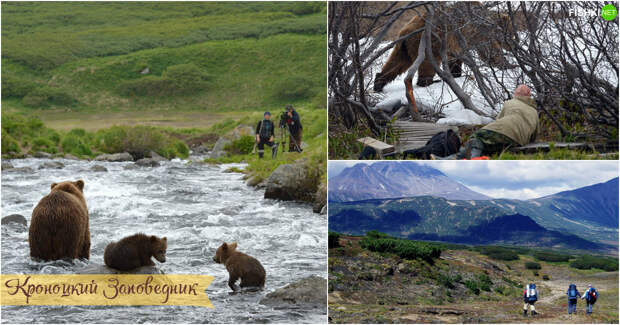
left=601, top=4, right=617, bottom=21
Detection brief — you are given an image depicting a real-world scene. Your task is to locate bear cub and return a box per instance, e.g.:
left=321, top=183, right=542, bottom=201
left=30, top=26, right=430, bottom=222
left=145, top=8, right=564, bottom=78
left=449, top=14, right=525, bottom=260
left=213, top=242, right=266, bottom=291
left=104, top=233, right=167, bottom=271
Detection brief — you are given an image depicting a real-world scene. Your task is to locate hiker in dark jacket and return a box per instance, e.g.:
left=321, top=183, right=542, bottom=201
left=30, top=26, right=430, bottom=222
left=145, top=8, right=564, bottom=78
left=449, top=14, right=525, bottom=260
left=433, top=85, right=539, bottom=159
left=581, top=284, right=597, bottom=315
left=567, top=284, right=581, bottom=317
left=284, top=105, right=303, bottom=152
left=523, top=283, right=538, bottom=316
left=255, top=111, right=275, bottom=158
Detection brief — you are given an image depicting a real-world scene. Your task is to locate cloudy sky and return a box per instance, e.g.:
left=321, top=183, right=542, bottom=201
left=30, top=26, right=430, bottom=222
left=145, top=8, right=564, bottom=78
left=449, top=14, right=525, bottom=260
left=328, top=161, right=618, bottom=200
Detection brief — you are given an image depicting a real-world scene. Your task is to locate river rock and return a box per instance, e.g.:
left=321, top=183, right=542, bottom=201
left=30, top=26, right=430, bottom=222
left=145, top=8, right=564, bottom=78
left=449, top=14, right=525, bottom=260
left=320, top=205, right=327, bottom=215
left=39, top=161, right=64, bottom=169
left=230, top=125, right=254, bottom=139
left=135, top=158, right=160, bottom=167
left=64, top=154, right=80, bottom=160
left=208, top=137, right=231, bottom=159
left=1, top=161, right=14, bottom=170
left=123, top=164, right=139, bottom=170
left=90, top=165, right=108, bottom=172
left=95, top=152, right=133, bottom=162
left=192, top=145, right=209, bottom=155
left=264, top=158, right=319, bottom=202
left=148, top=151, right=167, bottom=162
left=1, top=214, right=27, bottom=227
left=259, top=275, right=327, bottom=307
left=313, top=182, right=326, bottom=213
left=9, top=166, right=35, bottom=173
left=77, top=263, right=164, bottom=275
left=246, top=175, right=262, bottom=187
left=33, top=151, right=52, bottom=158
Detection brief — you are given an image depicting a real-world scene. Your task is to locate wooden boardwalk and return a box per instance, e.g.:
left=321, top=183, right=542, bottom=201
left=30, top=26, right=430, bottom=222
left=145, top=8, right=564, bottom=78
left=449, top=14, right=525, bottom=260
left=392, top=121, right=458, bottom=153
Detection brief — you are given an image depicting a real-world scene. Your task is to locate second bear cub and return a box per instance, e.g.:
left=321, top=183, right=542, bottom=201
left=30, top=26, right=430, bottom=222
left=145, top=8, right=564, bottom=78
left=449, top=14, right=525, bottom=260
left=213, top=242, right=266, bottom=291
left=104, top=233, right=167, bottom=271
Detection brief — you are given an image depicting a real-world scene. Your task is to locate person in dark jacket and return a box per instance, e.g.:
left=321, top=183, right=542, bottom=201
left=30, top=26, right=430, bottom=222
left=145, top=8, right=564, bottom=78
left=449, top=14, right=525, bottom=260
left=255, top=112, right=275, bottom=158
left=567, top=284, right=581, bottom=317
left=284, top=105, right=303, bottom=152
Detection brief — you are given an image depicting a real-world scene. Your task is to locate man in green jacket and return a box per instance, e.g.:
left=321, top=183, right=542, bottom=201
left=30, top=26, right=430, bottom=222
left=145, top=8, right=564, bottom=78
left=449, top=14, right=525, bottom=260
left=434, top=85, right=539, bottom=159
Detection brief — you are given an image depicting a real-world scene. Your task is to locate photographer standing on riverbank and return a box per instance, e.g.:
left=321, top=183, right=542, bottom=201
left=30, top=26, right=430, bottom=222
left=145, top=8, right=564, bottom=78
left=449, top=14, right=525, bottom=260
left=282, top=104, right=303, bottom=152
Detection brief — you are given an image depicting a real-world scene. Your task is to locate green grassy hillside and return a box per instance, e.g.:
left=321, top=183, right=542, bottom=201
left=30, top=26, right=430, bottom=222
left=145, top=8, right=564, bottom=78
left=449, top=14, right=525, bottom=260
left=2, top=2, right=326, bottom=112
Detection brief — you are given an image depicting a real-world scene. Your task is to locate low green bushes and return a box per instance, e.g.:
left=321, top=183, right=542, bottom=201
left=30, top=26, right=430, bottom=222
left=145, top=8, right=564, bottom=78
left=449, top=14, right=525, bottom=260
left=525, top=261, right=542, bottom=270
left=22, top=86, right=78, bottom=108
left=359, top=231, right=442, bottom=262
left=533, top=251, right=571, bottom=262
left=570, top=255, right=619, bottom=271
left=225, top=135, right=255, bottom=155
left=479, top=246, right=520, bottom=261
left=118, top=63, right=209, bottom=97
left=328, top=231, right=341, bottom=249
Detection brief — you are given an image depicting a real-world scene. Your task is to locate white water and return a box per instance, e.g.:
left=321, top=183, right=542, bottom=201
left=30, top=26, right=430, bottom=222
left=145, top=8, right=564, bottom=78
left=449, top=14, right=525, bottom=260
left=1, top=157, right=327, bottom=323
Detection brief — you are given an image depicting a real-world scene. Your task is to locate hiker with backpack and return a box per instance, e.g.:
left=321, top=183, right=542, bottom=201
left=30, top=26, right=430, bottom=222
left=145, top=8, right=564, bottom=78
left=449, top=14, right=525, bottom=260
left=523, top=283, right=538, bottom=317
left=432, top=85, right=539, bottom=160
left=255, top=111, right=276, bottom=159
left=567, top=283, right=581, bottom=317
left=581, top=284, right=598, bottom=315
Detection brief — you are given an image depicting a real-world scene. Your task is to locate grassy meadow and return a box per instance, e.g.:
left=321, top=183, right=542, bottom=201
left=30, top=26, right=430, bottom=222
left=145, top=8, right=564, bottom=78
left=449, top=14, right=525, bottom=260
left=1, top=2, right=327, bottom=180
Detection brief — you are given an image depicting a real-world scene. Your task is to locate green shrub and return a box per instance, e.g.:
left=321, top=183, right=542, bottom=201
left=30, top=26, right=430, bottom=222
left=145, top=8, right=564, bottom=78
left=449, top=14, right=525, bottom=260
left=22, top=86, right=77, bottom=108
left=437, top=273, right=455, bottom=289
left=464, top=280, right=481, bottom=295
left=328, top=231, right=341, bottom=249
left=365, top=230, right=391, bottom=239
left=272, top=75, right=315, bottom=101
left=1, top=130, right=20, bottom=154
left=533, top=251, right=570, bottom=262
left=478, top=274, right=492, bottom=292
left=1, top=74, right=38, bottom=99
left=570, top=255, right=619, bottom=271
left=359, top=234, right=442, bottom=262
left=118, top=63, right=208, bottom=97
left=525, top=262, right=542, bottom=270
left=117, top=76, right=172, bottom=97
left=61, top=134, right=92, bottom=157
left=225, top=135, right=255, bottom=155
left=31, top=136, right=57, bottom=153
left=479, top=246, right=519, bottom=261
left=162, top=63, right=209, bottom=93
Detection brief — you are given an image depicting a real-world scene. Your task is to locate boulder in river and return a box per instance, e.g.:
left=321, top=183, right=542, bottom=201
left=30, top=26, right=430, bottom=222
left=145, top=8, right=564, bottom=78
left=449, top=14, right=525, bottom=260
left=33, top=151, right=52, bottom=158
left=77, top=263, right=164, bottom=274
left=1, top=161, right=14, bottom=170
left=313, top=182, right=326, bottom=214
left=8, top=166, right=35, bottom=174
left=135, top=158, right=160, bottom=167
left=1, top=214, right=27, bottom=227
left=38, top=161, right=64, bottom=169
left=148, top=151, right=167, bottom=162
left=208, top=137, right=231, bottom=159
left=64, top=154, right=80, bottom=160
left=259, top=275, right=327, bottom=307
left=246, top=174, right=263, bottom=187
left=90, top=165, right=108, bottom=172
left=123, top=164, right=139, bottom=170
left=95, top=152, right=133, bottom=162
left=208, top=125, right=254, bottom=159
left=264, top=158, right=320, bottom=202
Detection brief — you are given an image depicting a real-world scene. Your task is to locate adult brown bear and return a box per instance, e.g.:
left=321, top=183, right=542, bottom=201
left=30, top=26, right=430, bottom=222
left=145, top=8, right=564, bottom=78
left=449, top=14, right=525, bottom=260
left=374, top=2, right=514, bottom=91
left=29, top=180, right=90, bottom=261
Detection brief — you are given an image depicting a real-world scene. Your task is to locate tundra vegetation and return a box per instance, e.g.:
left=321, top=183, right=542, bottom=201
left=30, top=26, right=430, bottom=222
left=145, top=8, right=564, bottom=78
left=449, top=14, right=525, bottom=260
left=2, top=2, right=327, bottom=179
left=329, top=231, right=619, bottom=323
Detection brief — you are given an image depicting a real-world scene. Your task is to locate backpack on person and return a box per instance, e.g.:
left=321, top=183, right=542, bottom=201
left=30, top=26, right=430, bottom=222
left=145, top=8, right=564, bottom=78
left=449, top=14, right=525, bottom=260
left=568, top=284, right=578, bottom=301
left=527, top=284, right=538, bottom=302
left=587, top=288, right=598, bottom=303
left=402, top=129, right=461, bottom=159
